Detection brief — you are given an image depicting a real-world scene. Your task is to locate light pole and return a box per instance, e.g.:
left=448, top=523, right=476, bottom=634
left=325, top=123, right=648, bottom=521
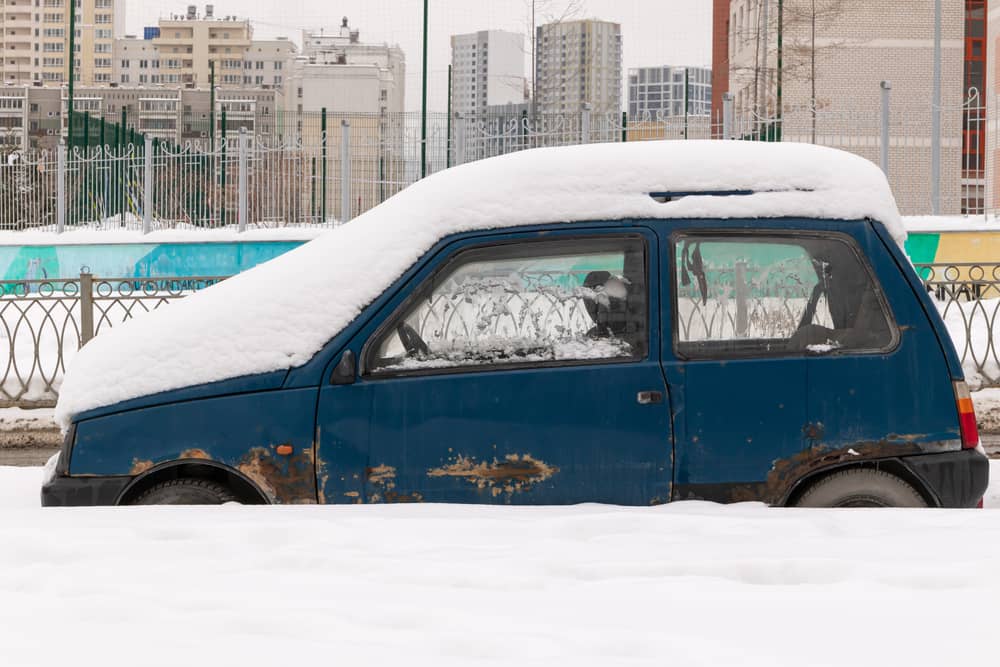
left=931, top=0, right=941, bottom=214
left=776, top=0, right=783, bottom=140
left=68, top=0, right=76, bottom=149
left=810, top=0, right=816, bottom=143
left=421, top=0, right=429, bottom=179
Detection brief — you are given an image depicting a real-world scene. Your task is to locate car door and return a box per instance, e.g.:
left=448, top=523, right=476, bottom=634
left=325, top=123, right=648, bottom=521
left=803, top=223, right=960, bottom=456
left=660, top=227, right=817, bottom=502
left=318, top=227, right=672, bottom=505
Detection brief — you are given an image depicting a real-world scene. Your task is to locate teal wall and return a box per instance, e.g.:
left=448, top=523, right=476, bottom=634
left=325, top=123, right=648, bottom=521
left=0, top=242, right=306, bottom=281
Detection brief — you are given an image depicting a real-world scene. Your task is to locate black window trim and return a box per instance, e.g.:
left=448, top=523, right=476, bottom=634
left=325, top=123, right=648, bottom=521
left=360, top=233, right=652, bottom=380
left=669, top=228, right=901, bottom=361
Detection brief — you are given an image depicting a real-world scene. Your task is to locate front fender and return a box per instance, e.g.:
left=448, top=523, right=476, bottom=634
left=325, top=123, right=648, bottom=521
left=70, top=387, right=320, bottom=504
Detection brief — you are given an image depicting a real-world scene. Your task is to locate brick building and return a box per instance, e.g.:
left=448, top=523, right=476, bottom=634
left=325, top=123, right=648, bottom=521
left=713, top=0, right=970, bottom=216
left=711, top=0, right=731, bottom=134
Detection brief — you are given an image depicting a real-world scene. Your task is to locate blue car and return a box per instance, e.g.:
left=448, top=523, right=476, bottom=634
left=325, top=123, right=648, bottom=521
left=41, top=142, right=989, bottom=508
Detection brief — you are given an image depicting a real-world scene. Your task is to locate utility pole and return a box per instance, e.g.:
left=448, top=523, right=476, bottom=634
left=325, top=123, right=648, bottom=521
left=446, top=64, right=452, bottom=169
left=532, top=0, right=537, bottom=117
left=811, top=0, right=817, bottom=143
left=68, top=0, right=76, bottom=149
left=761, top=0, right=770, bottom=120
left=421, top=0, right=429, bottom=179
left=777, top=0, right=784, bottom=141
left=209, top=60, right=216, bottom=152
left=931, top=0, right=942, bottom=214
left=683, top=68, right=689, bottom=140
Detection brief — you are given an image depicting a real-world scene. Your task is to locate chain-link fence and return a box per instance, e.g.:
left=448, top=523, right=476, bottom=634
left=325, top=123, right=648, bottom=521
left=0, top=87, right=993, bottom=231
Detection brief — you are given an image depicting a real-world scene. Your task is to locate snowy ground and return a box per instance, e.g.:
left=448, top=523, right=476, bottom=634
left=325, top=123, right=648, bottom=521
left=974, top=388, right=1000, bottom=433
left=0, top=463, right=998, bottom=667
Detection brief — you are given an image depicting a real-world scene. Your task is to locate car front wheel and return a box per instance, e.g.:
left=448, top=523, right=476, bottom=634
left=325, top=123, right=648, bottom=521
left=130, top=478, right=238, bottom=505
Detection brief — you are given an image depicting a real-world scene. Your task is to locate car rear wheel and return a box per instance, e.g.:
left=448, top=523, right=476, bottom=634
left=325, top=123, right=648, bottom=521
left=130, top=478, right=238, bottom=505
left=794, top=469, right=928, bottom=508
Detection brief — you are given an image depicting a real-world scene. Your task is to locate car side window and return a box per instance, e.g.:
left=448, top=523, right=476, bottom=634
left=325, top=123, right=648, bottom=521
left=367, top=237, right=648, bottom=374
left=674, top=234, right=895, bottom=357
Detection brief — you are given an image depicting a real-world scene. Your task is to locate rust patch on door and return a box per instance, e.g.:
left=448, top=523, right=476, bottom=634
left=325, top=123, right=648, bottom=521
left=238, top=445, right=316, bottom=504
left=366, top=464, right=397, bottom=488
left=364, top=464, right=424, bottom=503
left=427, top=454, right=559, bottom=497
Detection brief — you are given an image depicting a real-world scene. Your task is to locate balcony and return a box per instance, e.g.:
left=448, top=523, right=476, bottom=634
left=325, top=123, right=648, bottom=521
left=0, top=49, right=32, bottom=63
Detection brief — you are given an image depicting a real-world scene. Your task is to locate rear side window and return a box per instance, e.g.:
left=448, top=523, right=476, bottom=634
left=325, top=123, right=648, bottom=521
left=367, top=237, right=648, bottom=374
left=673, top=233, right=896, bottom=358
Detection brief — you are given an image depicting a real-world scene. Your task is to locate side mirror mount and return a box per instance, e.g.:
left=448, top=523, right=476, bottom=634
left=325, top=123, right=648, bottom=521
left=330, top=349, right=357, bottom=385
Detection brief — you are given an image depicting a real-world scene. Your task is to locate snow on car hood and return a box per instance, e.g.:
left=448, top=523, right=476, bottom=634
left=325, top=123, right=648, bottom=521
left=54, top=140, right=903, bottom=429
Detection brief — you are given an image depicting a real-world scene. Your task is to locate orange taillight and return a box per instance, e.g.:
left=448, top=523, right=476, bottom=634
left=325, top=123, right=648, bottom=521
left=954, top=381, right=980, bottom=449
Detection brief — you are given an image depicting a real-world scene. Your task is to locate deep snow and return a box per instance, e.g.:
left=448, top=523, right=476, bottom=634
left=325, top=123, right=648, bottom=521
left=0, top=462, right=997, bottom=667
left=55, top=141, right=904, bottom=428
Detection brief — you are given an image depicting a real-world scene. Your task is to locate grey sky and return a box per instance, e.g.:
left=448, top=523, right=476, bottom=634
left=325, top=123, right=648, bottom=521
left=128, top=1, right=712, bottom=111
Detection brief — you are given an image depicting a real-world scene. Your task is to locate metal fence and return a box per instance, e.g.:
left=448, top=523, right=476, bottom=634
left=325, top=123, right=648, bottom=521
left=0, top=274, right=225, bottom=407
left=0, top=265, right=995, bottom=409
left=0, top=84, right=993, bottom=230
left=916, top=262, right=1000, bottom=390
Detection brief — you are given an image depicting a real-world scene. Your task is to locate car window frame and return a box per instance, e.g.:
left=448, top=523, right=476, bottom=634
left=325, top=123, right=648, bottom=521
left=361, top=233, right=652, bottom=379
left=669, top=228, right=901, bottom=361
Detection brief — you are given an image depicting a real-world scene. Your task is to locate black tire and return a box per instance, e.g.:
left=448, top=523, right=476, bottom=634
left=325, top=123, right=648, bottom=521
left=130, top=478, right=239, bottom=506
left=794, top=469, right=928, bottom=508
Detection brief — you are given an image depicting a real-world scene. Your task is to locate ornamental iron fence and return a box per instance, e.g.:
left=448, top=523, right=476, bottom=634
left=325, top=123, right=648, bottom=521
left=0, top=265, right=995, bottom=410
left=0, top=273, right=225, bottom=407
left=916, top=262, right=1000, bottom=390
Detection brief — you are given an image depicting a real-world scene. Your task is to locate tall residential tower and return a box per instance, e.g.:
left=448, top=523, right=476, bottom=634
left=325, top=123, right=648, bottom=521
left=0, top=0, right=126, bottom=85
left=534, top=19, right=622, bottom=115
left=450, top=30, right=526, bottom=116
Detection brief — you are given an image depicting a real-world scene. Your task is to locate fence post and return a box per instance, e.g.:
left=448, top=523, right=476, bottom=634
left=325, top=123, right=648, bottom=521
left=321, top=108, right=328, bottom=224
left=238, top=127, right=248, bottom=233
left=581, top=103, right=592, bottom=144
left=723, top=93, right=734, bottom=140
left=80, top=271, right=94, bottom=346
left=57, top=141, right=66, bottom=233
left=880, top=81, right=892, bottom=177
left=735, top=261, right=749, bottom=337
left=621, top=111, right=628, bottom=143
left=454, top=113, right=466, bottom=166
left=341, top=120, right=352, bottom=224
left=143, top=134, right=153, bottom=234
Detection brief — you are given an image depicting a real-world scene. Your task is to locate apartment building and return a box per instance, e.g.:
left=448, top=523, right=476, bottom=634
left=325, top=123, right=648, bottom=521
left=289, top=19, right=407, bottom=221
left=115, top=32, right=295, bottom=91
left=628, top=66, right=711, bottom=119
left=450, top=30, right=526, bottom=116
left=535, top=19, right=622, bottom=115
left=152, top=5, right=251, bottom=87
left=293, top=19, right=405, bottom=115
left=1, top=0, right=125, bottom=86
left=61, top=85, right=282, bottom=145
left=720, top=0, right=965, bottom=216
left=0, top=86, right=65, bottom=150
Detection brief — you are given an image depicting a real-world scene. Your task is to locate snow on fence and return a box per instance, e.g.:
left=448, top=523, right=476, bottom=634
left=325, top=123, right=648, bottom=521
left=0, top=264, right=995, bottom=409
left=0, top=274, right=226, bottom=407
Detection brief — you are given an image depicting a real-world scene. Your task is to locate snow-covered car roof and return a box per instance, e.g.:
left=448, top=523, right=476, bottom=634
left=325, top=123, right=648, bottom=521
left=55, top=140, right=903, bottom=428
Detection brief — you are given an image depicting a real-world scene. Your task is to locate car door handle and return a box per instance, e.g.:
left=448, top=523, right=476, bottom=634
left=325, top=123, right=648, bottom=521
left=637, top=391, right=663, bottom=405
